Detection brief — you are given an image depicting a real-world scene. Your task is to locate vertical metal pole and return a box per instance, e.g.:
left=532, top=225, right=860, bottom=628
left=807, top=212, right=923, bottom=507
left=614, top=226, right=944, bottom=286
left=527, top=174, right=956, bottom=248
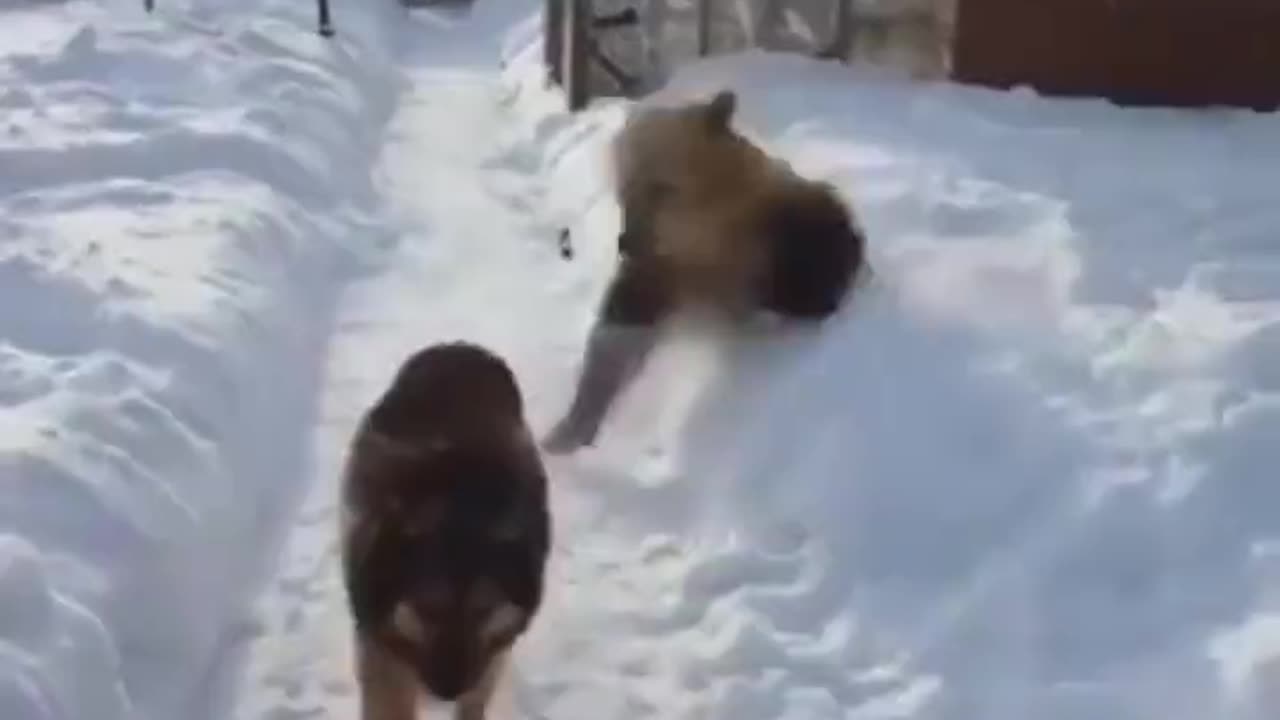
left=545, top=0, right=566, bottom=86
left=696, top=0, right=711, bottom=57
left=318, top=0, right=334, bottom=37
left=566, top=0, right=590, bottom=110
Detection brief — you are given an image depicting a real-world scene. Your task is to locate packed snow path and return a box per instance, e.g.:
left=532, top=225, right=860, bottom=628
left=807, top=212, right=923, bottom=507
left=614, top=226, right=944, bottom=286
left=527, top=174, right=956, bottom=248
left=225, top=7, right=560, bottom=718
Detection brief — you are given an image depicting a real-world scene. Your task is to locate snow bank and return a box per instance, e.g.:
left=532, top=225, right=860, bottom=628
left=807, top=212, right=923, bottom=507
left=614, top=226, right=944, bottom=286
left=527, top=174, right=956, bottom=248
left=510, top=45, right=1280, bottom=718
left=0, top=1, right=401, bottom=718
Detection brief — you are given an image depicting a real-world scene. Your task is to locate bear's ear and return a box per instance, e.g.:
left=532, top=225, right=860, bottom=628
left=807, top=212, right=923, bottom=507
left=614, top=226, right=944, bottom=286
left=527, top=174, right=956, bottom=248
left=703, top=90, right=737, bottom=133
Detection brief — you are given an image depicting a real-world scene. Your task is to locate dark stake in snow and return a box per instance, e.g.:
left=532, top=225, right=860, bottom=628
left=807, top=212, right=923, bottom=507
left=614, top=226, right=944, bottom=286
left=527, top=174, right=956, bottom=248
left=558, top=228, right=574, bottom=260
left=317, top=0, right=334, bottom=36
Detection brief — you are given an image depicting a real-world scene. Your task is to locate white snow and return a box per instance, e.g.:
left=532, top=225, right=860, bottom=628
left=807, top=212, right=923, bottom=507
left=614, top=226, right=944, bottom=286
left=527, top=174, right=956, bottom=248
left=3, top=1, right=1280, bottom=720
left=0, top=0, right=399, bottom=717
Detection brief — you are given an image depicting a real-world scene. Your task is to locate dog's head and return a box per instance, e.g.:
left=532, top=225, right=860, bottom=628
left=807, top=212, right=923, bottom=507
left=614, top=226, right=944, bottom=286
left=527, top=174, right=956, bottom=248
left=757, top=179, right=867, bottom=320
left=372, top=465, right=549, bottom=701
left=381, top=572, right=534, bottom=700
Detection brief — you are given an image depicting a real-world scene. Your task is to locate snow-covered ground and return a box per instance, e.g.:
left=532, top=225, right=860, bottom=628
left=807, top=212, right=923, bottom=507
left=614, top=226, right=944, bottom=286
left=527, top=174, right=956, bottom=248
left=4, top=1, right=1280, bottom=719
left=0, top=0, right=400, bottom=717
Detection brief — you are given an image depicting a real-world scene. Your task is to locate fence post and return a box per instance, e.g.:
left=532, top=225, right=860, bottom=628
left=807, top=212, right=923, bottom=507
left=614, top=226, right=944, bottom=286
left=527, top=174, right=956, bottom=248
left=818, top=0, right=853, bottom=60
left=754, top=0, right=784, bottom=48
left=565, top=0, right=590, bottom=110
left=545, top=0, right=566, bottom=85
left=696, top=0, right=711, bottom=56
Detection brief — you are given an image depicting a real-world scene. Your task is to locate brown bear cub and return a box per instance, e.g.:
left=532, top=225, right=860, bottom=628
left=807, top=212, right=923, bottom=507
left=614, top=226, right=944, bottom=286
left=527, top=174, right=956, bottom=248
left=543, top=89, right=869, bottom=454
left=340, top=341, right=551, bottom=720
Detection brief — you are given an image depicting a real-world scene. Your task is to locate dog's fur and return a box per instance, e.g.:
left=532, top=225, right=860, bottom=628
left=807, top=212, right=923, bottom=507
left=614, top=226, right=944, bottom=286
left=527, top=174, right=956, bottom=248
left=543, top=90, right=868, bottom=453
left=340, top=342, right=551, bottom=720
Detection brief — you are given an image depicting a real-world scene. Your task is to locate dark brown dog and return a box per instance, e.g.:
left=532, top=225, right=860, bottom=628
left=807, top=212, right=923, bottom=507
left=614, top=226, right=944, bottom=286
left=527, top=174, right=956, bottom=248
left=340, top=342, right=551, bottom=720
left=543, top=90, right=869, bottom=453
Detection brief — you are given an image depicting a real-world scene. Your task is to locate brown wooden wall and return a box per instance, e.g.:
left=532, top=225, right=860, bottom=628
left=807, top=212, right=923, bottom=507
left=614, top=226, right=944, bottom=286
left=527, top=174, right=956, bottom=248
left=951, top=0, right=1280, bottom=111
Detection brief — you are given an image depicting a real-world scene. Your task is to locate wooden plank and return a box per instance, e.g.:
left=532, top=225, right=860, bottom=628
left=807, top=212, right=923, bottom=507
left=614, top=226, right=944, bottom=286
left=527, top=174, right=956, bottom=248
left=697, top=0, right=712, bottom=57
left=817, top=0, right=853, bottom=60
left=545, top=0, right=566, bottom=86
left=565, top=0, right=590, bottom=110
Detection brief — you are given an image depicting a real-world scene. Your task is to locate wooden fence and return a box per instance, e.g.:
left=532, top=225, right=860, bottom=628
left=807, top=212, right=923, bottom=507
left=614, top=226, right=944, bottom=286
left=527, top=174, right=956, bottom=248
left=545, top=0, right=855, bottom=111
left=548, top=0, right=1280, bottom=112
left=544, top=0, right=645, bottom=110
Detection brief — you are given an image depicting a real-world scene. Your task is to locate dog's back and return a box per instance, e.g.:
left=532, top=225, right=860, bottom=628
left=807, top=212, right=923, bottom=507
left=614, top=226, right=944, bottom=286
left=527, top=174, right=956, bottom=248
left=341, top=342, right=550, bottom=719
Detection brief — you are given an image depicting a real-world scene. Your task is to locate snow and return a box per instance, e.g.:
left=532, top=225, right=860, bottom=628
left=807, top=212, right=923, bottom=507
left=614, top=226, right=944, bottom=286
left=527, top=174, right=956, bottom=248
left=3, top=1, right=1280, bottom=720
left=0, top=0, right=399, bottom=717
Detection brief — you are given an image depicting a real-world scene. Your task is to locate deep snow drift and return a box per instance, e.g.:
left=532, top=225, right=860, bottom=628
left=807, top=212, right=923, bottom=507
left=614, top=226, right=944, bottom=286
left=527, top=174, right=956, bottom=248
left=4, top=1, right=1280, bottom=719
left=0, top=0, right=399, bottom=717
left=631, top=55, right=1280, bottom=720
